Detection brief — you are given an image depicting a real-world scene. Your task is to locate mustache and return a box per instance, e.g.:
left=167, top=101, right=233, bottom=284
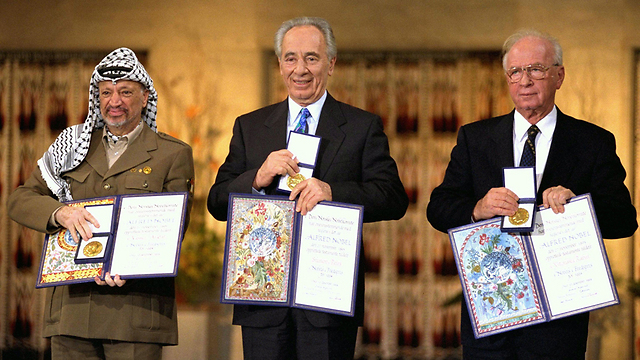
left=105, top=105, right=127, bottom=112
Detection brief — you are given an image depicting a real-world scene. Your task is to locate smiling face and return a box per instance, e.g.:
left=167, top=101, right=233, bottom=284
left=505, top=36, right=565, bottom=124
left=98, top=80, right=149, bottom=135
left=278, top=25, right=336, bottom=107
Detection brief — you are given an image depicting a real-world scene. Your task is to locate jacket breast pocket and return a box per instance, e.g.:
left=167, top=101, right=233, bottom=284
left=125, top=173, right=163, bottom=193
left=63, top=167, right=92, bottom=199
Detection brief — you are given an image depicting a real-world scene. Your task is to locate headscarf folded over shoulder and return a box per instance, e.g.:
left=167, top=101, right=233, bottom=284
left=37, top=47, right=158, bottom=202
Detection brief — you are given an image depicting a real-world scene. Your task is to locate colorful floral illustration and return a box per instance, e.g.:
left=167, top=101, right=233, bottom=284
left=40, top=229, right=102, bottom=284
left=39, top=199, right=112, bottom=285
left=225, top=197, right=295, bottom=302
left=460, top=224, right=541, bottom=329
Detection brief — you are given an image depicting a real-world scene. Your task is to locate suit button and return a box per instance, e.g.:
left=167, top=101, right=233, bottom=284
left=103, top=183, right=111, bottom=190
left=143, top=181, right=148, bottom=188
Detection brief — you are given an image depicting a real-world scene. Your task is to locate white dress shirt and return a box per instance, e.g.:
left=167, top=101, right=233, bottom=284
left=512, top=106, right=557, bottom=189
left=286, top=91, right=326, bottom=141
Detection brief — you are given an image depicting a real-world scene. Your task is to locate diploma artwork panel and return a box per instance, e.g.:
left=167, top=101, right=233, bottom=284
left=449, top=194, right=618, bottom=338
left=36, top=192, right=188, bottom=288
left=37, top=197, right=114, bottom=287
left=224, top=196, right=296, bottom=303
left=456, top=222, right=544, bottom=336
left=222, top=193, right=363, bottom=316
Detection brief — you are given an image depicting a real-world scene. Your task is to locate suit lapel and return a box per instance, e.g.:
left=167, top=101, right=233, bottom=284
left=84, top=131, right=109, bottom=177
left=539, top=110, right=578, bottom=197
left=490, top=112, right=516, bottom=169
left=314, top=94, right=346, bottom=179
left=266, top=100, right=289, bottom=151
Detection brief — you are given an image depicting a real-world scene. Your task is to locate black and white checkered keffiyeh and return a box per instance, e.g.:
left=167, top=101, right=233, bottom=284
left=37, top=47, right=158, bottom=201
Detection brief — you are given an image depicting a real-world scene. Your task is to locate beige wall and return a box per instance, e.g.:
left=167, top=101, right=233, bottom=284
left=3, top=0, right=638, bottom=166
left=3, top=0, right=640, bottom=358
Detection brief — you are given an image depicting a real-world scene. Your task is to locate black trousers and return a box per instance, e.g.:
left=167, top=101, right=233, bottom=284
left=241, top=308, right=358, bottom=360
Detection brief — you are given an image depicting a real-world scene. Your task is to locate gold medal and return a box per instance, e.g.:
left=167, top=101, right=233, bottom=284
left=83, top=241, right=103, bottom=257
left=287, top=173, right=306, bottom=190
left=509, top=207, right=529, bottom=226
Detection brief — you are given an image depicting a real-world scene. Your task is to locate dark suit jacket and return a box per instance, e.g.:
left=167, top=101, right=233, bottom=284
left=427, top=109, right=637, bottom=356
left=8, top=124, right=194, bottom=345
left=208, top=93, right=408, bottom=328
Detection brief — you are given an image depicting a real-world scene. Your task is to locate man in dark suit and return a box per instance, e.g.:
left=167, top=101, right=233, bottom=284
left=8, top=48, right=194, bottom=360
left=427, top=30, right=637, bottom=360
left=208, top=16, right=408, bottom=360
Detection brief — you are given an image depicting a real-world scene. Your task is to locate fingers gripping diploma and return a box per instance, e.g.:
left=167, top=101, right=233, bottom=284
left=289, top=177, right=332, bottom=215
left=253, top=149, right=300, bottom=190
left=472, top=187, right=520, bottom=221
left=542, top=185, right=575, bottom=213
left=54, top=205, right=100, bottom=244
left=95, top=272, right=126, bottom=287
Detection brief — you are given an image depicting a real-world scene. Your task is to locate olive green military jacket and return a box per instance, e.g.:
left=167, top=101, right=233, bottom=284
left=8, top=123, right=194, bottom=345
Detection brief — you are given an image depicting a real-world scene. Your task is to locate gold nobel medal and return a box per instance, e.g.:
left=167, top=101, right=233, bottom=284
left=83, top=241, right=103, bottom=257
left=287, top=173, right=306, bottom=190
left=509, top=207, right=529, bottom=226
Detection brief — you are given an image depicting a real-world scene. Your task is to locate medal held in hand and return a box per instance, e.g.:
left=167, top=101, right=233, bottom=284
left=83, top=241, right=103, bottom=257
left=287, top=173, right=306, bottom=190
left=509, top=207, right=530, bottom=226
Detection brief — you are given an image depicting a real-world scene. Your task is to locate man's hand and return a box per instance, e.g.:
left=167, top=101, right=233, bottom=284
left=472, top=187, right=519, bottom=221
left=542, top=185, right=575, bottom=213
left=289, top=177, right=332, bottom=215
left=94, top=271, right=126, bottom=287
left=54, top=205, right=100, bottom=244
left=253, top=149, right=300, bottom=190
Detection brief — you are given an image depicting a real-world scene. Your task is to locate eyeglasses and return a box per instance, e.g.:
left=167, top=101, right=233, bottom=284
left=506, top=64, right=559, bottom=83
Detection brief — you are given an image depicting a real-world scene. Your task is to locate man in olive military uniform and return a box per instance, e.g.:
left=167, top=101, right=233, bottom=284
left=8, top=47, right=194, bottom=360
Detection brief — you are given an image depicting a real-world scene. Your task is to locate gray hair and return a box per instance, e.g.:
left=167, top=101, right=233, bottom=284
left=502, top=29, right=563, bottom=70
left=274, top=17, right=337, bottom=60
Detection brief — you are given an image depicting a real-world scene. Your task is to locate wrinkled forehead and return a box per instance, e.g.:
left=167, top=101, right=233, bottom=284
left=97, top=79, right=146, bottom=91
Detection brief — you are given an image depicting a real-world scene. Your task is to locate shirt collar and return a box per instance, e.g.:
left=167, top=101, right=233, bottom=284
left=102, top=121, right=145, bottom=147
left=287, top=91, right=327, bottom=126
left=514, top=106, right=557, bottom=142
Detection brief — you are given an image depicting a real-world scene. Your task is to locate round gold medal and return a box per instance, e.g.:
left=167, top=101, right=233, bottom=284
left=83, top=241, right=103, bottom=257
left=509, top=207, right=529, bottom=226
left=287, top=173, right=306, bottom=190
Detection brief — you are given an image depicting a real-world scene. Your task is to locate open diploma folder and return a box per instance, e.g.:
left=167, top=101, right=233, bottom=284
left=448, top=193, right=618, bottom=338
left=221, top=194, right=363, bottom=316
left=36, top=192, right=188, bottom=288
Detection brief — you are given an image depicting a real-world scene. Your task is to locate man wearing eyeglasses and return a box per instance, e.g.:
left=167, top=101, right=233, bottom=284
left=427, top=29, right=637, bottom=359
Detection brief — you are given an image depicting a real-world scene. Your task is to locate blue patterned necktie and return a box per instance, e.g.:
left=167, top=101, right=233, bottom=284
left=519, top=125, right=540, bottom=167
left=294, top=108, right=310, bottom=134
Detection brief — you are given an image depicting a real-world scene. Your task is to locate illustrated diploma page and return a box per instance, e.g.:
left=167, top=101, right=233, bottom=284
left=448, top=193, right=617, bottom=338
left=221, top=194, right=363, bottom=316
left=36, top=192, right=188, bottom=288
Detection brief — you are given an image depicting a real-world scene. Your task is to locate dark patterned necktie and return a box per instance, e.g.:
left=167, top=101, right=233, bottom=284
left=519, top=125, right=539, bottom=167
left=294, top=108, right=310, bottom=134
